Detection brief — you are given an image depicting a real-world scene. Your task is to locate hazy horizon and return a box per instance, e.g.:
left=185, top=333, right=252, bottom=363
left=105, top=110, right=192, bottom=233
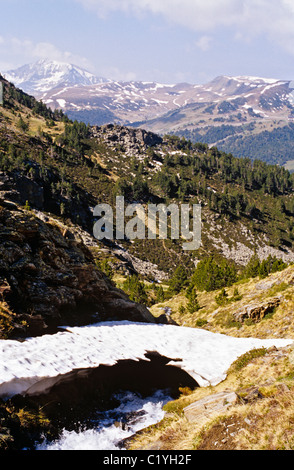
left=1, top=1, right=294, bottom=84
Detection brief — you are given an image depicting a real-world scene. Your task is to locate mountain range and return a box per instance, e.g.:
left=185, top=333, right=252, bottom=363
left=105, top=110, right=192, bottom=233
left=4, top=60, right=294, bottom=167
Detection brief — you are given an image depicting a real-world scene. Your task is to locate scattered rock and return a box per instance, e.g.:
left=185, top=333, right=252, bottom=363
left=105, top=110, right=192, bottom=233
left=267, top=345, right=278, bottom=353
left=114, top=420, right=130, bottom=431
left=0, top=279, right=11, bottom=299
left=237, top=386, right=264, bottom=403
left=156, top=307, right=178, bottom=325
left=277, top=383, right=290, bottom=394
left=255, top=279, right=278, bottom=290
left=113, top=245, right=168, bottom=282
left=183, top=390, right=238, bottom=423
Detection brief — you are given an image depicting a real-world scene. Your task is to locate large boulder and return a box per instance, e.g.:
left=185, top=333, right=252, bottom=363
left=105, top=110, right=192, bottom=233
left=183, top=391, right=238, bottom=424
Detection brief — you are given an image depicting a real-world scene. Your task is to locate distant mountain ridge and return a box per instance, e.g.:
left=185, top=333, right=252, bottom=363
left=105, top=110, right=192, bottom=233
left=4, top=60, right=294, bottom=164
left=3, top=59, right=109, bottom=95
left=6, top=60, right=294, bottom=122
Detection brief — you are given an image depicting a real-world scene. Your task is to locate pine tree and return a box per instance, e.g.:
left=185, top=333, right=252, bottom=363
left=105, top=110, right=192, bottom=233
left=186, top=288, right=200, bottom=313
left=168, top=266, right=188, bottom=295
left=17, top=116, right=29, bottom=132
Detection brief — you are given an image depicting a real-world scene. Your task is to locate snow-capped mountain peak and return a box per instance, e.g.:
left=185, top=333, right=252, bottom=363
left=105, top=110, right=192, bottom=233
left=3, top=59, right=108, bottom=95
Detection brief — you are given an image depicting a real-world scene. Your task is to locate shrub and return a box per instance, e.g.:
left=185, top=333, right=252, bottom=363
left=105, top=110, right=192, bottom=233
left=215, top=288, right=229, bottom=306
left=195, top=318, right=208, bottom=327
left=228, top=348, right=268, bottom=374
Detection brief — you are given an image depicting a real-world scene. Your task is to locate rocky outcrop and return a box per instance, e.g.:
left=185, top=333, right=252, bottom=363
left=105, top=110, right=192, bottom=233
left=91, top=124, right=162, bottom=157
left=0, top=167, right=93, bottom=232
left=233, top=297, right=281, bottom=323
left=0, top=203, right=155, bottom=338
left=0, top=172, right=44, bottom=210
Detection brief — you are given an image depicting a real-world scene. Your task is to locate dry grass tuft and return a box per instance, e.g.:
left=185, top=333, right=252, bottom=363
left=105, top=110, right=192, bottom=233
left=0, top=301, right=17, bottom=338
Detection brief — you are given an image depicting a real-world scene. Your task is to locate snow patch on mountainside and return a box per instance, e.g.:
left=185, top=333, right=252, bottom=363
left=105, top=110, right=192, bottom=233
left=4, top=59, right=108, bottom=95
left=228, top=76, right=282, bottom=85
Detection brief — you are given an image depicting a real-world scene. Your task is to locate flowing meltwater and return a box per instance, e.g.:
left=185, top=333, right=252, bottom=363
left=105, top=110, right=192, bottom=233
left=0, top=321, right=292, bottom=450
left=36, top=390, right=172, bottom=450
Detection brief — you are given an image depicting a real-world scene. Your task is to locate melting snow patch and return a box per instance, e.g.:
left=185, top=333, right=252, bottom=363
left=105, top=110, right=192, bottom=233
left=56, top=98, right=66, bottom=108
left=0, top=322, right=292, bottom=398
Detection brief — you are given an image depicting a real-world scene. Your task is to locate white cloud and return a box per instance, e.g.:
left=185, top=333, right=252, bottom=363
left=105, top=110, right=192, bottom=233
left=75, top=0, right=241, bottom=30
left=99, top=65, right=138, bottom=81
left=195, top=36, right=213, bottom=52
left=75, top=0, right=294, bottom=53
left=0, top=37, right=92, bottom=72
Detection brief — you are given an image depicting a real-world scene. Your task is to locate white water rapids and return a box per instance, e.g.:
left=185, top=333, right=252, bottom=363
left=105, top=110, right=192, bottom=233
left=36, top=390, right=172, bottom=450
left=0, top=321, right=292, bottom=450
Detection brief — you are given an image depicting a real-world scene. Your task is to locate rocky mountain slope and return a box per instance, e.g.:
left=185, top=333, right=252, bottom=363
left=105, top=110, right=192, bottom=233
left=88, top=124, right=294, bottom=271
left=0, top=72, right=293, bottom=281
left=0, top=198, right=154, bottom=338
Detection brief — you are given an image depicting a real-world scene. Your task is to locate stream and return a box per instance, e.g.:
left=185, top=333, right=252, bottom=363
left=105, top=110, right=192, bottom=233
left=1, top=321, right=292, bottom=452
left=36, top=389, right=172, bottom=450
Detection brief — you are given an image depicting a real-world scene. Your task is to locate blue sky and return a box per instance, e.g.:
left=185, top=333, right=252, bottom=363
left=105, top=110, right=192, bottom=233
left=1, top=0, right=294, bottom=84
